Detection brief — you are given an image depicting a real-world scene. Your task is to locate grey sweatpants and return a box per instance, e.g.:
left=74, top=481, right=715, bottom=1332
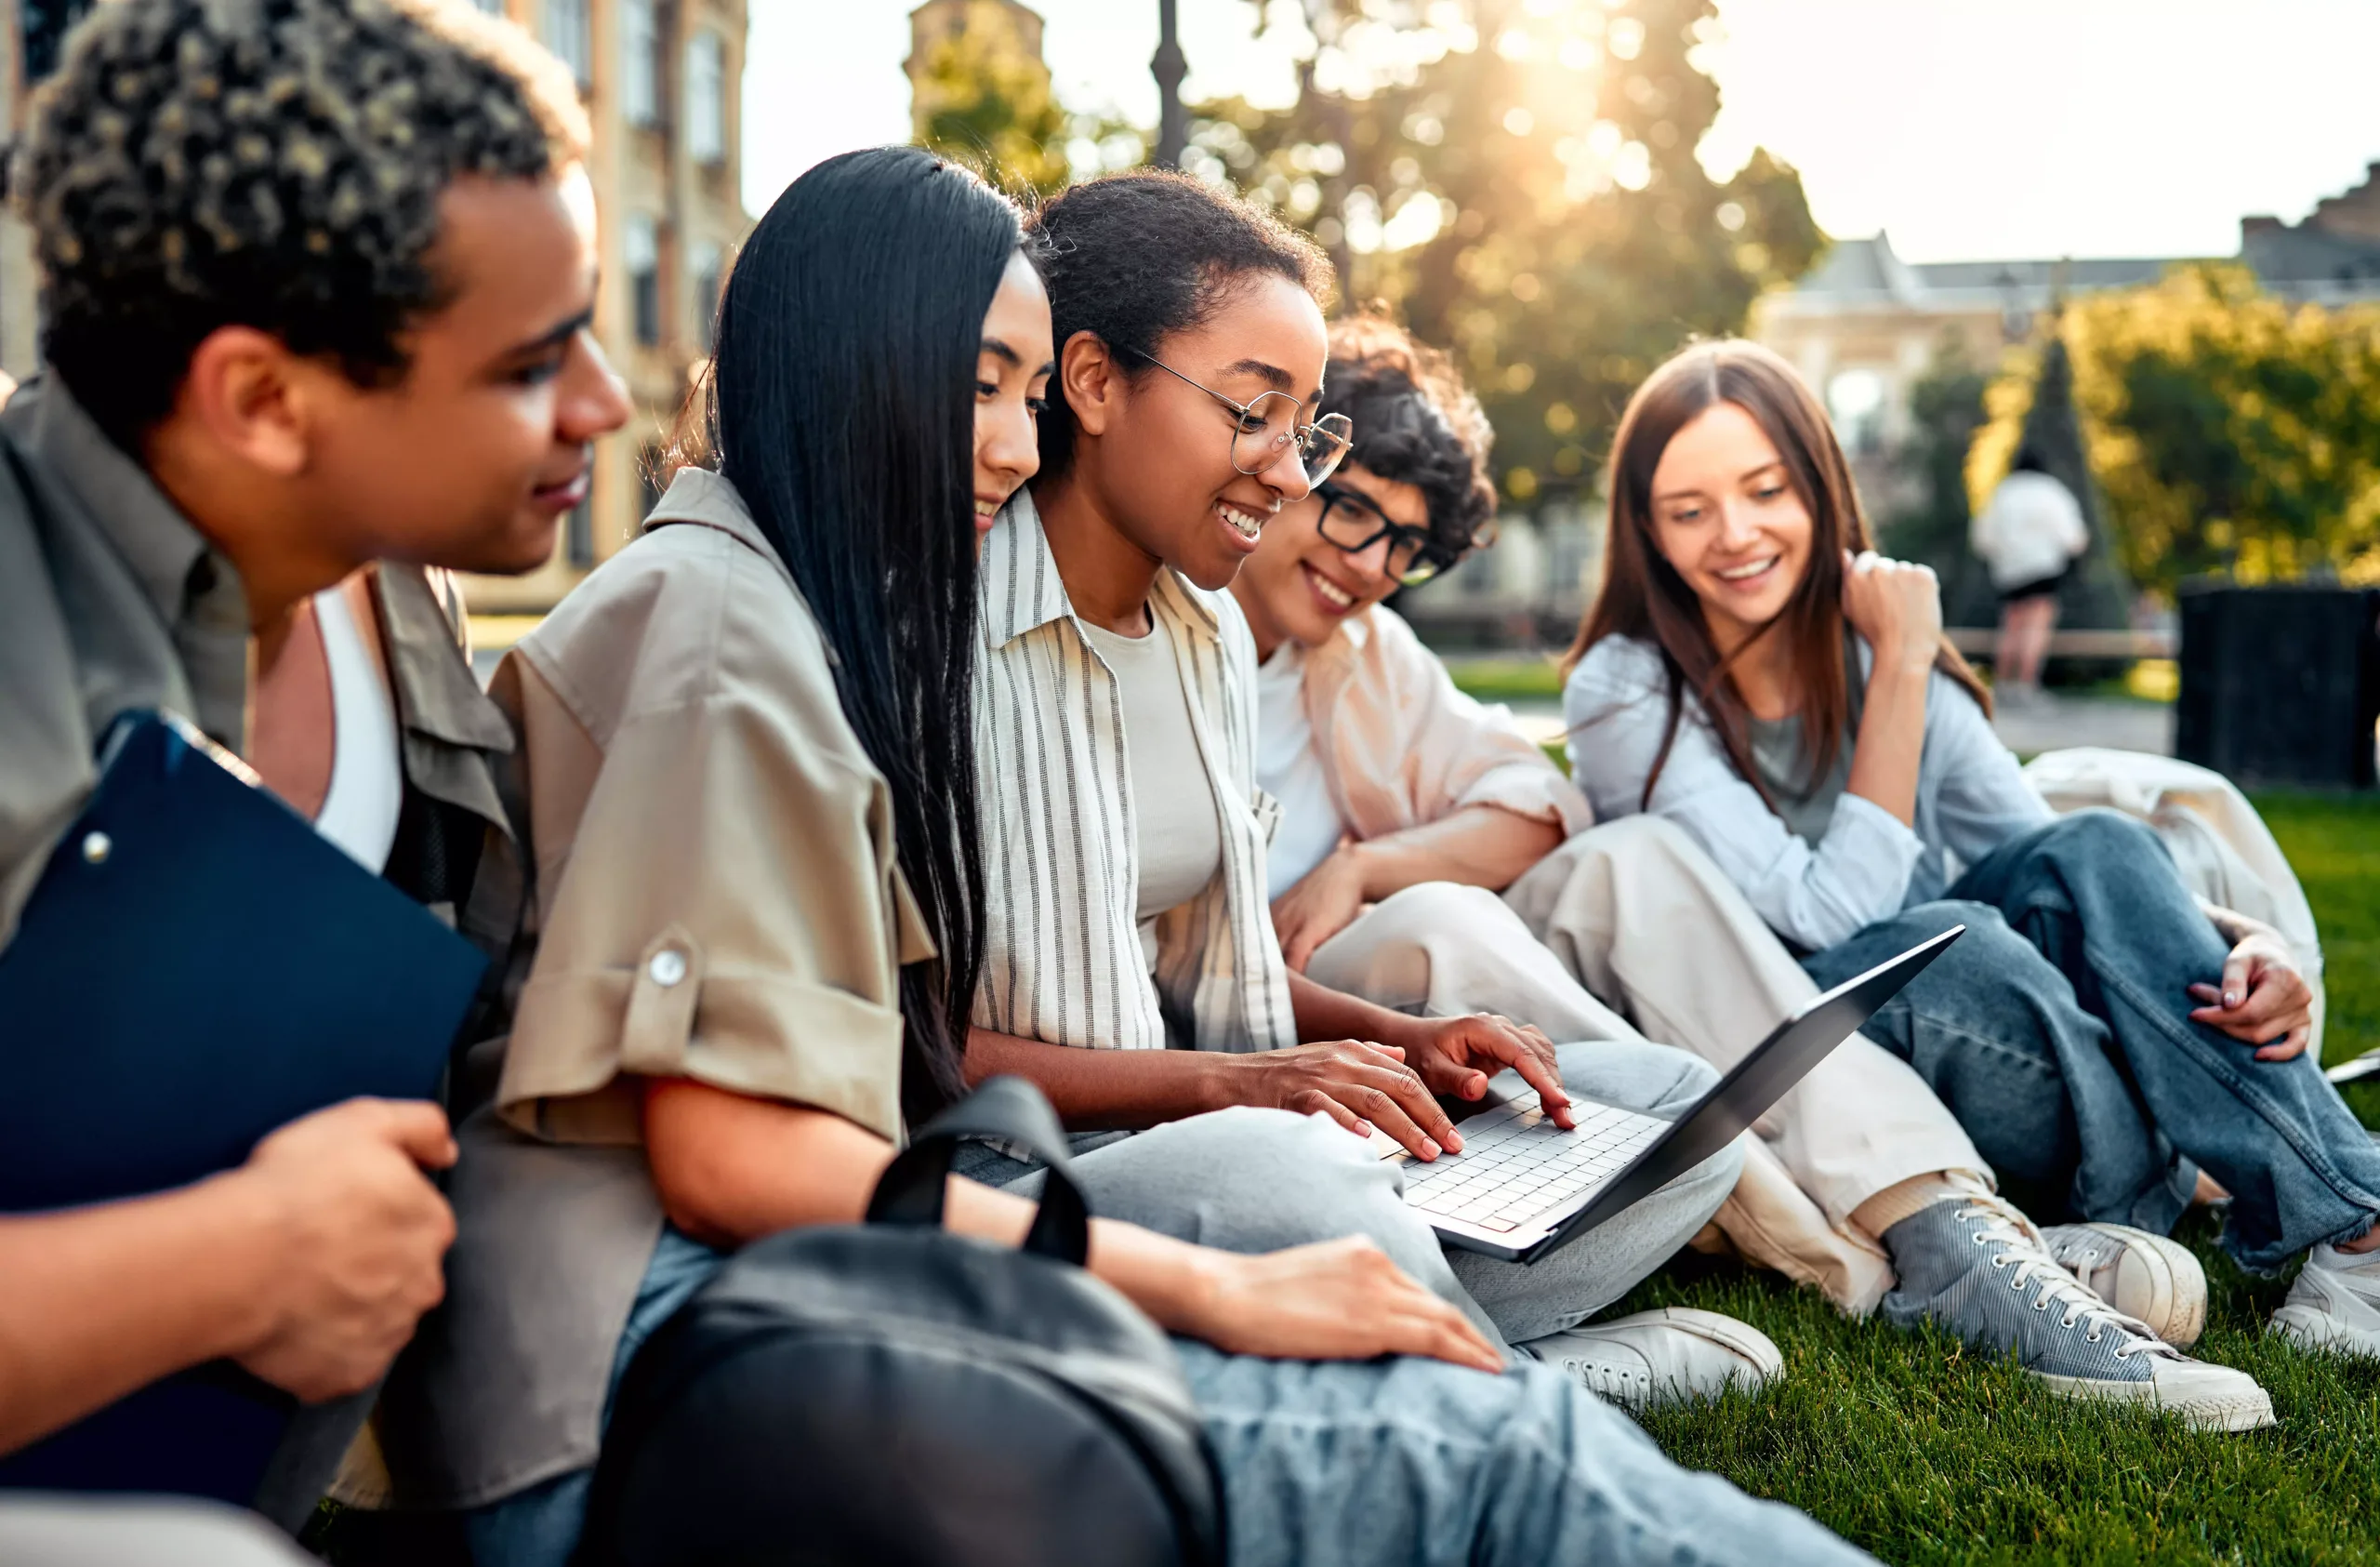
left=961, top=1037, right=1741, bottom=1349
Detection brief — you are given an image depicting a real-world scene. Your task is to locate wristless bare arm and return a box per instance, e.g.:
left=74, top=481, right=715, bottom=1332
left=0, top=1181, right=279, bottom=1455
left=641, top=1078, right=1499, bottom=1370
left=0, top=1096, right=458, bottom=1456
left=1342, top=808, right=1564, bottom=898
left=964, top=1026, right=1236, bottom=1128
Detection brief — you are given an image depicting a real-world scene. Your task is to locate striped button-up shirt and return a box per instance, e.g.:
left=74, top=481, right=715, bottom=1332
left=972, top=491, right=1296, bottom=1055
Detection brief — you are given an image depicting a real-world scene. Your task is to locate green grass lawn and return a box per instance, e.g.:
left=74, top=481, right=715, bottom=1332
left=1610, top=790, right=2380, bottom=1566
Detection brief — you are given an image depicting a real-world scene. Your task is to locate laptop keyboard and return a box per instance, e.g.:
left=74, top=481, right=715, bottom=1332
left=1395, top=1093, right=1669, bottom=1234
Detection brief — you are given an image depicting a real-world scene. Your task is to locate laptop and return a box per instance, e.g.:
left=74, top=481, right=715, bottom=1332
left=1375, top=924, right=1964, bottom=1264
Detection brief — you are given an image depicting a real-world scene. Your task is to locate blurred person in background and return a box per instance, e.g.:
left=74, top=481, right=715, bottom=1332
left=0, top=0, right=628, bottom=1554
left=1969, top=447, right=2087, bottom=703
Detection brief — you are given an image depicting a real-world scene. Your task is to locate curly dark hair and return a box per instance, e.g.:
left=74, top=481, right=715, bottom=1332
left=1026, top=168, right=1332, bottom=480
left=1320, top=312, right=1498, bottom=558
left=14, top=0, right=590, bottom=450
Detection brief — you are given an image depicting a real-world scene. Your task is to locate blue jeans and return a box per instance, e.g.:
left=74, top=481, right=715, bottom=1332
left=1805, top=810, right=2380, bottom=1271
left=466, top=1096, right=1839, bottom=1567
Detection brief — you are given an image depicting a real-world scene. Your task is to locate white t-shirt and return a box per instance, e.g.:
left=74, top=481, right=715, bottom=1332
left=1253, top=643, right=1348, bottom=900
left=1079, top=618, right=1223, bottom=969
left=1969, top=470, right=2087, bottom=591
left=311, top=581, right=403, bottom=873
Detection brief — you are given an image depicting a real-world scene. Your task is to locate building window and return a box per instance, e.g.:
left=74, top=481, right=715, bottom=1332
left=21, top=0, right=96, bottom=83
left=626, top=215, right=662, bottom=348
left=544, top=0, right=591, bottom=86
left=621, top=0, right=660, bottom=127
left=686, top=30, right=726, bottom=166
left=690, top=240, right=724, bottom=353
left=1825, top=367, right=1888, bottom=456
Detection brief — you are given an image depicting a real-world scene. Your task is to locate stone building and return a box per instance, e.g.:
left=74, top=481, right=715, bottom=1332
left=0, top=0, right=751, bottom=613
left=1748, top=162, right=2380, bottom=512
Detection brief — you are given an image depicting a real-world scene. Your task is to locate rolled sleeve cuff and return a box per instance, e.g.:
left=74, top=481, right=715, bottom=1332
left=498, top=945, right=907, bottom=1149
left=1811, top=792, right=1927, bottom=930
left=1454, top=761, right=1596, bottom=835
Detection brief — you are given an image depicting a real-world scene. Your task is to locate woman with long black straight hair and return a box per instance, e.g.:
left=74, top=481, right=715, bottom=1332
left=387, top=151, right=1870, bottom=1567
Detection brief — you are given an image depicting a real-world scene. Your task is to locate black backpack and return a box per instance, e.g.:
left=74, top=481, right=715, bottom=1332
left=578, top=1077, right=1226, bottom=1567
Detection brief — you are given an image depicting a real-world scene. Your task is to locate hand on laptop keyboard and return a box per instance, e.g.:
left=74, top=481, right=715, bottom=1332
left=1394, top=1012, right=1578, bottom=1131
left=1225, top=1038, right=1466, bottom=1159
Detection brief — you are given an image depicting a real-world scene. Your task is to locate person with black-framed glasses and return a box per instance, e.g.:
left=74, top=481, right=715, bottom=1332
left=1221, top=314, right=1807, bottom=1401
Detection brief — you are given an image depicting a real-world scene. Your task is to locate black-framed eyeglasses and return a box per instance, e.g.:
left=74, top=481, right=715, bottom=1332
left=1125, top=348, right=1355, bottom=487
left=1315, top=480, right=1488, bottom=587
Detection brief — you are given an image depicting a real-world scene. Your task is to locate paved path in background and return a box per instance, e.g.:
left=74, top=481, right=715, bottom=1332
left=1506, top=694, right=2175, bottom=760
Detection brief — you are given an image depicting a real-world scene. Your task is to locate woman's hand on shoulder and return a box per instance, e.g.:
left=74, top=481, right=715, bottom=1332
left=1839, top=551, right=1943, bottom=675
left=1176, top=1236, right=1503, bottom=1374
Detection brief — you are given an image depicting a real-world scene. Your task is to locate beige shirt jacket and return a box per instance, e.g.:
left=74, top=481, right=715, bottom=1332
left=1296, top=604, right=1592, bottom=843
left=0, top=375, right=513, bottom=941
left=381, top=469, right=934, bottom=1509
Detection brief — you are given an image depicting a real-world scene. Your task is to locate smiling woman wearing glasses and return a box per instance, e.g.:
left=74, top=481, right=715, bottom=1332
left=961, top=194, right=1786, bottom=1411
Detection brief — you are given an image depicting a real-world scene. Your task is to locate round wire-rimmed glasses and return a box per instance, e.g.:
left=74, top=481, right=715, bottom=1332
left=1127, top=348, right=1355, bottom=486
left=1315, top=480, right=1490, bottom=587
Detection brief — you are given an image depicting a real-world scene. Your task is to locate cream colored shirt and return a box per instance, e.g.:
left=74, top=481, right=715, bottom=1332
left=1077, top=618, right=1224, bottom=966
left=386, top=468, right=934, bottom=1509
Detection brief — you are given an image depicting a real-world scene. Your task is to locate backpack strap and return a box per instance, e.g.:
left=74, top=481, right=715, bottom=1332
left=866, top=1077, right=1091, bottom=1267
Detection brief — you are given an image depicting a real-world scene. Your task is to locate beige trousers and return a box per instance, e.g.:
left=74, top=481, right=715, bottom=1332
left=1305, top=815, right=1991, bottom=1315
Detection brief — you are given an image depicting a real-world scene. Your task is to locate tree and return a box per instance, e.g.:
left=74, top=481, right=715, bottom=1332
left=1877, top=333, right=1996, bottom=628
left=1191, top=0, right=1823, bottom=509
left=1974, top=265, right=2380, bottom=600
left=1990, top=325, right=2133, bottom=630
left=912, top=2, right=1073, bottom=195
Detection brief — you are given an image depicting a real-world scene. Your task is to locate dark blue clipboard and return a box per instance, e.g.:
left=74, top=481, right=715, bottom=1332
left=0, top=710, right=487, bottom=1507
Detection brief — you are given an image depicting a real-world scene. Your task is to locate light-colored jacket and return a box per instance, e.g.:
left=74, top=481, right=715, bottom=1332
left=1565, top=634, right=2054, bottom=953
left=1299, top=604, right=1593, bottom=842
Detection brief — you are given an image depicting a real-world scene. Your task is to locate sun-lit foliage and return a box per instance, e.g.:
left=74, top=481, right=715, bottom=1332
left=910, top=2, right=1075, bottom=195
left=1187, top=0, right=1824, bottom=507
left=1975, top=267, right=2380, bottom=598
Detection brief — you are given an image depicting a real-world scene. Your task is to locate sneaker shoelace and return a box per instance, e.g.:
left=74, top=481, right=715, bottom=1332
left=1556, top=1353, right=1652, bottom=1402
left=1958, top=1203, right=2174, bottom=1359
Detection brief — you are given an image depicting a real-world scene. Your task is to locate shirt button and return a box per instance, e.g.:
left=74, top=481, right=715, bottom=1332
left=647, top=949, right=688, bottom=988
left=81, top=831, right=112, bottom=865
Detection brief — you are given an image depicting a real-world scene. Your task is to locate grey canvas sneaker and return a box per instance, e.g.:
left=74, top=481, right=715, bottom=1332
left=1883, top=1198, right=2273, bottom=1431
left=2043, top=1222, right=2209, bottom=1348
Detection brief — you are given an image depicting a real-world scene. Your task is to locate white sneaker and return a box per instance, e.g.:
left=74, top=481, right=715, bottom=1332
left=1524, top=1307, right=1782, bottom=1410
left=2043, top=1222, right=2208, bottom=1348
left=2270, top=1244, right=2380, bottom=1358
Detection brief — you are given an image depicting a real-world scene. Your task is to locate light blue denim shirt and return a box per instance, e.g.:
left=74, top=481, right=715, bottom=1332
left=1564, top=634, right=2054, bottom=952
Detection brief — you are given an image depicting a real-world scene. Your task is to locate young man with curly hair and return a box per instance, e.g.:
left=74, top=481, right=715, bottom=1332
left=1227, top=315, right=2221, bottom=1402
left=0, top=0, right=630, bottom=1552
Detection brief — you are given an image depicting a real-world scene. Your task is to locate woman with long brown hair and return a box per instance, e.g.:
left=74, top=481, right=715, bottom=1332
left=1565, top=339, right=2380, bottom=1423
